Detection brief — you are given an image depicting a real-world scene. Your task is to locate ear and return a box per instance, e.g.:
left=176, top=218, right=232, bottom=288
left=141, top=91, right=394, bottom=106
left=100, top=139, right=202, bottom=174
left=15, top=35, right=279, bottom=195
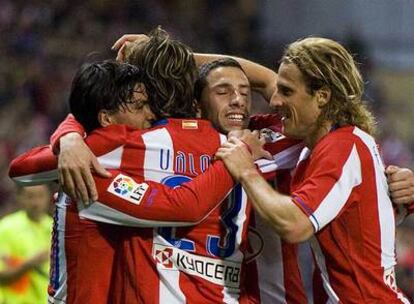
left=317, top=87, right=331, bottom=106
left=98, top=110, right=114, bottom=127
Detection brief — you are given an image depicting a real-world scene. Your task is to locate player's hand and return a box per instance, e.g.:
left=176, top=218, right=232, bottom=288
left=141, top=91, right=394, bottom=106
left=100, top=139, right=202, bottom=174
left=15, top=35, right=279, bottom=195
left=216, top=137, right=257, bottom=181
left=111, top=34, right=149, bottom=61
left=386, top=165, right=414, bottom=204
left=228, top=129, right=272, bottom=161
left=58, top=132, right=111, bottom=203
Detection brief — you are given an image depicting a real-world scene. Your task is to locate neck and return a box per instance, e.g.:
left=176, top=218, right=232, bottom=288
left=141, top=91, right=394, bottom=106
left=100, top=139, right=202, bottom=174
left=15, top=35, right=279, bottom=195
left=304, top=121, right=333, bottom=149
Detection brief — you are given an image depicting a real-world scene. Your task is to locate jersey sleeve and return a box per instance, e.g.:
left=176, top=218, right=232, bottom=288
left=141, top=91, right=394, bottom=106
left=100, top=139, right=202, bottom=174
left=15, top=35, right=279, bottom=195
left=8, top=146, right=58, bottom=185
left=78, top=161, right=234, bottom=227
left=50, top=114, right=85, bottom=154
left=291, top=138, right=362, bottom=232
left=9, top=125, right=129, bottom=185
left=256, top=137, right=303, bottom=181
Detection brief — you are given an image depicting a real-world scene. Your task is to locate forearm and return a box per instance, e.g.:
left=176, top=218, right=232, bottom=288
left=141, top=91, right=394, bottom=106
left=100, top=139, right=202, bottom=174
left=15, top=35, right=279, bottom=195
left=0, top=262, right=33, bottom=285
left=239, top=168, right=313, bottom=243
left=194, top=53, right=277, bottom=101
left=81, top=162, right=234, bottom=227
left=50, top=114, right=85, bottom=153
left=9, top=145, right=58, bottom=185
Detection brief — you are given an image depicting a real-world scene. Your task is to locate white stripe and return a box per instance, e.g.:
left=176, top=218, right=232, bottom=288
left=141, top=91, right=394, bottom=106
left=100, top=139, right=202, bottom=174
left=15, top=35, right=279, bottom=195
left=254, top=214, right=287, bottom=304
left=353, top=128, right=396, bottom=268
left=49, top=193, right=68, bottom=303
left=12, top=169, right=58, bottom=185
left=311, top=144, right=362, bottom=231
left=142, top=129, right=185, bottom=302
left=353, top=129, right=409, bottom=302
left=78, top=201, right=198, bottom=227
left=309, top=237, right=340, bottom=303
left=256, top=142, right=304, bottom=173
left=220, top=187, right=247, bottom=304
left=153, top=232, right=186, bottom=303
left=222, top=287, right=240, bottom=304
left=97, top=146, right=124, bottom=168
left=142, top=128, right=175, bottom=181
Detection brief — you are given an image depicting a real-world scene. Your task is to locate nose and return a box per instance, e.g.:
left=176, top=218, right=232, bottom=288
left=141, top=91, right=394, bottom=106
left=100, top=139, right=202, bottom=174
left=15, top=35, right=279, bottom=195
left=269, top=90, right=283, bottom=108
left=230, top=90, right=245, bottom=107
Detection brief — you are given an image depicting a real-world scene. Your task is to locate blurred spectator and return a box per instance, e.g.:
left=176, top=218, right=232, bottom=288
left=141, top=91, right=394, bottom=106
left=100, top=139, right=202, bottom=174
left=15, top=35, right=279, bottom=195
left=0, top=185, right=52, bottom=304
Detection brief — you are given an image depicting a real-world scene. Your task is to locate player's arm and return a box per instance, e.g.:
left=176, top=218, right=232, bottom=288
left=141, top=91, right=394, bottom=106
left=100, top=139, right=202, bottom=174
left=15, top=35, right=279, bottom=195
left=79, top=162, right=234, bottom=227
left=111, top=34, right=277, bottom=101
left=50, top=114, right=110, bottom=202
left=194, top=53, right=277, bottom=102
left=216, top=137, right=313, bottom=243
left=9, top=146, right=58, bottom=185
left=0, top=251, right=48, bottom=285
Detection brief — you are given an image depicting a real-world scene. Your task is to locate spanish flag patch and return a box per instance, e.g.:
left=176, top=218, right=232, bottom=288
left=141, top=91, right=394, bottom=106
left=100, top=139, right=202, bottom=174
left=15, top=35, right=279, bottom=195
left=182, top=120, right=198, bottom=129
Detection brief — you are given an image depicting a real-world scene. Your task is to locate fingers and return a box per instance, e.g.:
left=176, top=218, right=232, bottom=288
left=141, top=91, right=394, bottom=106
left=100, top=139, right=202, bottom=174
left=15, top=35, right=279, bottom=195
left=388, top=180, right=410, bottom=192
left=262, top=150, right=273, bottom=160
left=390, top=190, right=414, bottom=205
left=92, top=158, right=111, bottom=178
left=116, top=43, right=127, bottom=62
left=70, top=168, right=90, bottom=204
left=385, top=165, right=400, bottom=175
left=111, top=34, right=138, bottom=50
left=60, top=167, right=77, bottom=200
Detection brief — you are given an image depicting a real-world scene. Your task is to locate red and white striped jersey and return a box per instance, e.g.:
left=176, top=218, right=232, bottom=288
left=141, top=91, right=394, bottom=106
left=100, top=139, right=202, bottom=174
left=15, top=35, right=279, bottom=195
left=10, top=119, right=237, bottom=303
left=10, top=116, right=304, bottom=304
left=246, top=114, right=310, bottom=304
left=291, top=126, right=410, bottom=303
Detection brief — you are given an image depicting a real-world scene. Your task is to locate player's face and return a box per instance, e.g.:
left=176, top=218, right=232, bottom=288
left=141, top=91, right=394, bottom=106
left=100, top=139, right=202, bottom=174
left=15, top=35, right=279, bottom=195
left=18, top=185, right=50, bottom=221
left=270, top=62, right=321, bottom=140
left=110, top=83, right=155, bottom=129
left=200, top=67, right=251, bottom=134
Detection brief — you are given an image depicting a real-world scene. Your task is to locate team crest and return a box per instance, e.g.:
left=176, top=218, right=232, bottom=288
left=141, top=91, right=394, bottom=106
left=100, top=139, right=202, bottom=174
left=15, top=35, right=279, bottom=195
left=107, top=174, right=149, bottom=205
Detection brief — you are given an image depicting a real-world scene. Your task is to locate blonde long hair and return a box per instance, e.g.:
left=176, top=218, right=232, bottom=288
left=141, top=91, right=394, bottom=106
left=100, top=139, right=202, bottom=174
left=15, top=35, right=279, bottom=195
left=282, top=37, right=376, bottom=135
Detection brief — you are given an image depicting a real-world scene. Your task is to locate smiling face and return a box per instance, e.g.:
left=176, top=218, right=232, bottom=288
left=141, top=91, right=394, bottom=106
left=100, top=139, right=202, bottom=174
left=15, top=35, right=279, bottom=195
left=270, top=62, right=322, bottom=141
left=200, top=66, right=251, bottom=134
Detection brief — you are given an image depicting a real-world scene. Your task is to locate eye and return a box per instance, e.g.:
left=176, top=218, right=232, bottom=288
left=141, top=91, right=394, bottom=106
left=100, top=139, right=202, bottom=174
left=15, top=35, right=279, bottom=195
left=240, top=90, right=250, bottom=97
left=278, top=86, right=292, bottom=97
left=216, top=88, right=229, bottom=95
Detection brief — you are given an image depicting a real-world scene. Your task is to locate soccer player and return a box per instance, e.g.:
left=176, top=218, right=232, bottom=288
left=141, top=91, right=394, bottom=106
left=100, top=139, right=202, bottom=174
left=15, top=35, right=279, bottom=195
left=215, top=37, right=411, bottom=303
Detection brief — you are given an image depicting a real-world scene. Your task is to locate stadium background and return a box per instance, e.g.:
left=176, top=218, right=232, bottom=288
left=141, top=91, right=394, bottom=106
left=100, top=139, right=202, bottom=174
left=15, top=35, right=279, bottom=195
left=0, top=0, right=413, bottom=300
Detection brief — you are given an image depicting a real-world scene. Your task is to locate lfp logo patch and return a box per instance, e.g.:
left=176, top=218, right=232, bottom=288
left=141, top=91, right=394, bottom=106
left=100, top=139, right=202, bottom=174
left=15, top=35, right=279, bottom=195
left=107, top=174, right=149, bottom=205
left=113, top=176, right=134, bottom=195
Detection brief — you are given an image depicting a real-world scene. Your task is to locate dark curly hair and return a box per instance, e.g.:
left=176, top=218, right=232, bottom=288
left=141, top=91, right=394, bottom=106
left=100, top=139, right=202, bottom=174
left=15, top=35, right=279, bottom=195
left=69, top=60, right=144, bottom=133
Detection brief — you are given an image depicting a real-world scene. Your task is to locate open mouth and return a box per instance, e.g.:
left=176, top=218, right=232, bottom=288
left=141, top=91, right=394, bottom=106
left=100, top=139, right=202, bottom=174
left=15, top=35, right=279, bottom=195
left=226, top=113, right=246, bottom=123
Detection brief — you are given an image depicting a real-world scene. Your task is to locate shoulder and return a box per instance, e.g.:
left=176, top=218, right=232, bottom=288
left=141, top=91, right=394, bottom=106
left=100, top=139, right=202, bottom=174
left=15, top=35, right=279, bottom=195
left=86, top=125, right=145, bottom=155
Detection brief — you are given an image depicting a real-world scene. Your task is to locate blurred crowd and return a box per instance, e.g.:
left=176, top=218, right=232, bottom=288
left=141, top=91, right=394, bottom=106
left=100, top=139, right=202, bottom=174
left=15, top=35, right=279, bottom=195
left=0, top=0, right=413, bottom=300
